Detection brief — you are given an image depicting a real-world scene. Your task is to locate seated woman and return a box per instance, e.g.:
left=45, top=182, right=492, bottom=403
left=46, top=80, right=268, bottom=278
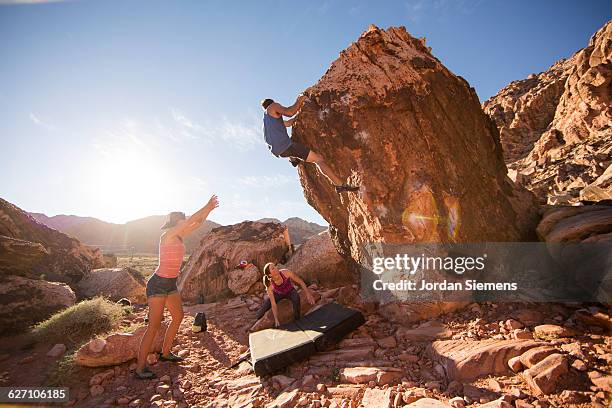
left=135, top=195, right=219, bottom=380
left=255, top=262, right=315, bottom=327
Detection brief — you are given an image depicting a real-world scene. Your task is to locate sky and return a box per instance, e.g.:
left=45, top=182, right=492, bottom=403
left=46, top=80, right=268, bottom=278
left=0, top=0, right=610, bottom=226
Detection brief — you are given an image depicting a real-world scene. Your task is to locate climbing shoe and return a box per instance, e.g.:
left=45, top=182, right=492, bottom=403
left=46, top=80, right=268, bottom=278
left=335, top=184, right=360, bottom=193
left=159, top=352, right=184, bottom=363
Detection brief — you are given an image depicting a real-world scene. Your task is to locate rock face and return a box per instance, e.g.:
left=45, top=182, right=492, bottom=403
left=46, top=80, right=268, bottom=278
left=75, top=322, right=168, bottom=367
left=227, top=264, right=260, bottom=295
left=483, top=59, right=575, bottom=164
left=484, top=21, right=611, bottom=204
left=77, top=267, right=146, bottom=303
left=0, top=274, right=76, bottom=334
left=178, top=221, right=291, bottom=302
left=0, top=197, right=103, bottom=285
left=283, top=230, right=355, bottom=286
left=292, top=25, right=538, bottom=265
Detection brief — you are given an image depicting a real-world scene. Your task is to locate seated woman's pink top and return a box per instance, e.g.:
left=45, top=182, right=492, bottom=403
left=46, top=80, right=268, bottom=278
left=271, top=270, right=295, bottom=295
left=154, top=239, right=185, bottom=278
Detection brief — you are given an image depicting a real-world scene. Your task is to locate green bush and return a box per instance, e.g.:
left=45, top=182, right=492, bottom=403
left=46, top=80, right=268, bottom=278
left=30, top=297, right=124, bottom=345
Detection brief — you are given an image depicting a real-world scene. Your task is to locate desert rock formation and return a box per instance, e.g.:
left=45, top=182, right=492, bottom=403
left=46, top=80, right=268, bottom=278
left=0, top=197, right=103, bottom=285
left=484, top=20, right=611, bottom=204
left=292, top=25, right=539, bottom=265
left=178, top=221, right=292, bottom=302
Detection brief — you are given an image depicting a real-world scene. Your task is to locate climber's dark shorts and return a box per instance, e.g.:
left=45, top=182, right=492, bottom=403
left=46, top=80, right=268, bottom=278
left=146, top=274, right=178, bottom=298
left=279, top=141, right=310, bottom=161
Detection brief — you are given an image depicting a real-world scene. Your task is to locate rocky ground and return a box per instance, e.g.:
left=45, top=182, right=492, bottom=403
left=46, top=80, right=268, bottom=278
left=1, top=283, right=610, bottom=408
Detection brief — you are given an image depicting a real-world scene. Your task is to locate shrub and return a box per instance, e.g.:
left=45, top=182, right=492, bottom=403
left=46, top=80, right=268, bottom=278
left=30, top=297, right=124, bottom=345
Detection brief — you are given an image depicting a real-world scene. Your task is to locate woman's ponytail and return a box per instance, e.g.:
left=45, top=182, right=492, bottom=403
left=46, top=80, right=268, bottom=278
left=262, top=262, right=274, bottom=290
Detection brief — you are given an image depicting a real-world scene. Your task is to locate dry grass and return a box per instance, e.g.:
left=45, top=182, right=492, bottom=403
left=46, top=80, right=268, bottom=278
left=117, top=254, right=189, bottom=278
left=30, top=297, right=125, bottom=345
left=117, top=254, right=159, bottom=278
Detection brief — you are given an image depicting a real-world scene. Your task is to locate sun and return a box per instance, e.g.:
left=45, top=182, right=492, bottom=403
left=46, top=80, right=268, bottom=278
left=87, top=147, right=172, bottom=222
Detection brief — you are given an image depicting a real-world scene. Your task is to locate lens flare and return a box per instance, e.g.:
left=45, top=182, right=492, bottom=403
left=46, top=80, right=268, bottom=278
left=401, top=187, right=461, bottom=241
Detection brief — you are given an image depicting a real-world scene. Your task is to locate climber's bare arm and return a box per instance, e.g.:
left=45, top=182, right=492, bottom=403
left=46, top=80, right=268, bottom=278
left=283, top=117, right=297, bottom=127
left=284, top=269, right=315, bottom=304
left=167, top=195, right=219, bottom=239
left=268, top=94, right=306, bottom=118
left=268, top=286, right=280, bottom=326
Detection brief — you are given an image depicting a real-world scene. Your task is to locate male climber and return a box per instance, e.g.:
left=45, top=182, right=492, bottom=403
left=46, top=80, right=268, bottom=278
left=261, top=94, right=359, bottom=193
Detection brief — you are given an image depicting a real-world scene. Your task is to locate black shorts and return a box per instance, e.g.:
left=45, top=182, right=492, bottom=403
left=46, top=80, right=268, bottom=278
left=146, top=274, right=178, bottom=298
left=279, top=141, right=310, bottom=161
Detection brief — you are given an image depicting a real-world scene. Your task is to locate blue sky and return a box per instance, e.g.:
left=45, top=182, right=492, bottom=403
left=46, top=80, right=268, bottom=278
left=1, top=0, right=610, bottom=225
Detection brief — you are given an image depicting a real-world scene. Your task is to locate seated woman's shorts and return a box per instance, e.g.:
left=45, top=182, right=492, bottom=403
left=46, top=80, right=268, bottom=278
left=146, top=274, right=178, bottom=298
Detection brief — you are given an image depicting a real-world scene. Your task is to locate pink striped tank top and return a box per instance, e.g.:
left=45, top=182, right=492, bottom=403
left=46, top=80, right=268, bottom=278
left=271, top=271, right=294, bottom=295
left=154, top=239, right=185, bottom=278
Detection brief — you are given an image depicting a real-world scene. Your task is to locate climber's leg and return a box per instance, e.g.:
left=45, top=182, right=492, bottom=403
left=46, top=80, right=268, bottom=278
left=255, top=296, right=272, bottom=320
left=306, top=151, right=359, bottom=193
left=305, top=151, right=343, bottom=186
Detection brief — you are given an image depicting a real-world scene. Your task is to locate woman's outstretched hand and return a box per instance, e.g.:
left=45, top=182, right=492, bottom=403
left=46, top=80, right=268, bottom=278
left=206, top=195, right=219, bottom=211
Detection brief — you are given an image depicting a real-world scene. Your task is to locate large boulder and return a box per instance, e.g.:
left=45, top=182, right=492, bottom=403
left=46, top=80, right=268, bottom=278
left=0, top=197, right=104, bottom=285
left=283, top=230, right=356, bottom=287
left=484, top=20, right=611, bottom=204
left=75, top=322, right=168, bottom=367
left=178, top=221, right=291, bottom=302
left=292, top=25, right=538, bottom=266
left=77, top=267, right=146, bottom=303
left=0, top=274, right=76, bottom=334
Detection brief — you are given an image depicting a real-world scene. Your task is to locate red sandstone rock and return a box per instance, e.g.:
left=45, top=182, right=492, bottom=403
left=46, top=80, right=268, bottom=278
left=361, top=388, right=392, bottom=408
left=0, top=197, right=103, bottom=285
left=178, top=221, right=291, bottom=302
left=484, top=21, right=612, bottom=204
left=533, top=324, right=576, bottom=339
left=522, top=353, right=568, bottom=395
left=519, top=346, right=558, bottom=368
left=0, top=275, right=76, bottom=334
left=283, top=230, right=355, bottom=287
left=427, top=339, right=542, bottom=381
left=292, top=25, right=538, bottom=267
left=75, top=323, right=168, bottom=367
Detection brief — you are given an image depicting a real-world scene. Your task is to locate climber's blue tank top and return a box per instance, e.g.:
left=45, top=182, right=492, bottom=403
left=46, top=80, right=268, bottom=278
left=263, top=112, right=292, bottom=155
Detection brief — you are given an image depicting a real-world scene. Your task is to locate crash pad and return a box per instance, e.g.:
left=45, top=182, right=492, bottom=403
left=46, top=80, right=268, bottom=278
left=249, top=302, right=365, bottom=376
left=249, top=321, right=315, bottom=376
left=296, top=302, right=366, bottom=351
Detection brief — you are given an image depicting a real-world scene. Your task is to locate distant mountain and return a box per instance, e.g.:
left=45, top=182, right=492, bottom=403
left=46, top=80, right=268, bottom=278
left=257, top=217, right=327, bottom=245
left=30, top=213, right=220, bottom=254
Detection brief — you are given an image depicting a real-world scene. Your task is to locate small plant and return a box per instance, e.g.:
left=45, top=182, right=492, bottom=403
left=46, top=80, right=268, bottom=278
left=30, top=297, right=124, bottom=345
left=327, top=367, right=340, bottom=383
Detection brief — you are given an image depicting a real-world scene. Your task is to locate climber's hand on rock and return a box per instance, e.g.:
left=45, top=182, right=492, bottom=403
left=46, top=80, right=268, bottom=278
left=306, top=290, right=315, bottom=305
left=274, top=318, right=280, bottom=328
